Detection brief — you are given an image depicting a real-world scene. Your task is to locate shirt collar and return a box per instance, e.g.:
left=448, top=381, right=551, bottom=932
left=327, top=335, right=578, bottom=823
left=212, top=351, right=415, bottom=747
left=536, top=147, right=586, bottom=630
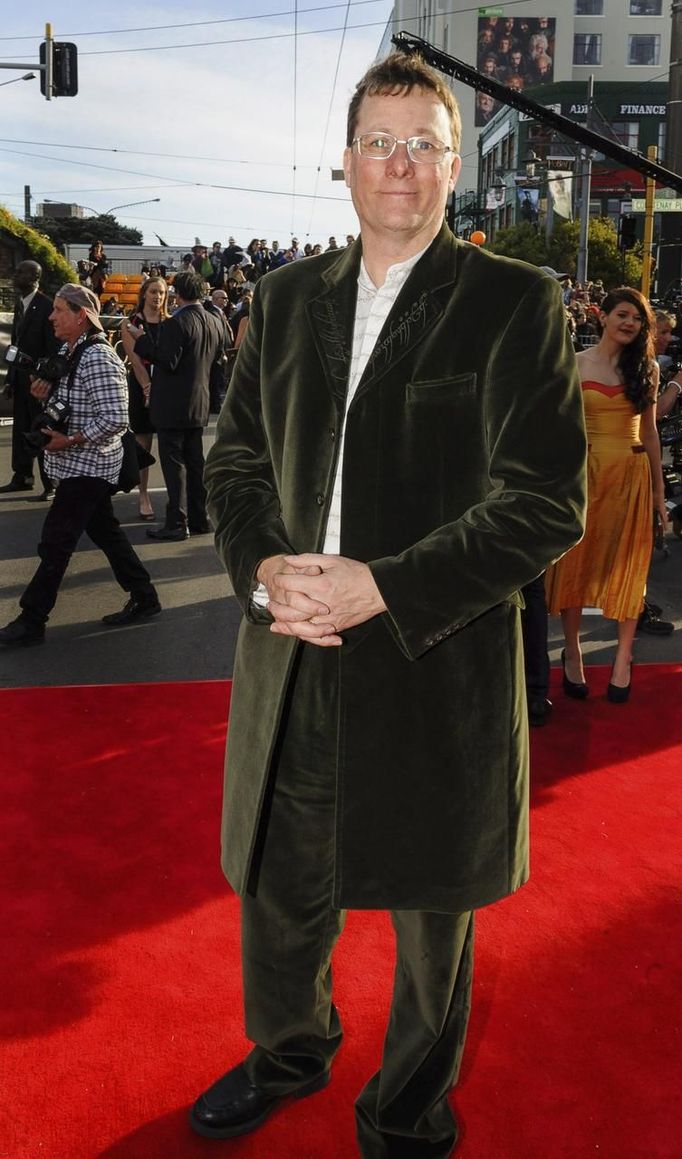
left=21, top=288, right=38, bottom=310
left=358, top=243, right=430, bottom=295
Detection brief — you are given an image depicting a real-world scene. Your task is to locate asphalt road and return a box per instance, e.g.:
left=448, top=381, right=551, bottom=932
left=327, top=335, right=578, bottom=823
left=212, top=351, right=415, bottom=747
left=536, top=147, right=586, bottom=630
left=1, top=418, right=680, bottom=689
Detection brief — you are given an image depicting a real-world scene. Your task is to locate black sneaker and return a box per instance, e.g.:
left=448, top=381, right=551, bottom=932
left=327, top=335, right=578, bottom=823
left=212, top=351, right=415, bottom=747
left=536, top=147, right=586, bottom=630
left=101, top=596, right=162, bottom=626
left=0, top=616, right=45, bottom=648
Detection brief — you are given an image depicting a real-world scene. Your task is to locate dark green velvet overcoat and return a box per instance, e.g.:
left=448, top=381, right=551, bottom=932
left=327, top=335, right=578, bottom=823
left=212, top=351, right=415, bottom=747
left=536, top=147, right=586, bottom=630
left=205, top=224, right=587, bottom=913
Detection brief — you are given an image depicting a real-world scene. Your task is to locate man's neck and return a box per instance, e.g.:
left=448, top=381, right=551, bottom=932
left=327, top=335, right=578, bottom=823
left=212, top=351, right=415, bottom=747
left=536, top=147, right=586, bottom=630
left=361, top=226, right=440, bottom=288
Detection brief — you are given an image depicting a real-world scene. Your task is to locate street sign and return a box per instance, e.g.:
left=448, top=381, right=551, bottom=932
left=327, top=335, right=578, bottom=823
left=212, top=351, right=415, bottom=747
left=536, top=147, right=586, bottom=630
left=631, top=198, right=682, bottom=212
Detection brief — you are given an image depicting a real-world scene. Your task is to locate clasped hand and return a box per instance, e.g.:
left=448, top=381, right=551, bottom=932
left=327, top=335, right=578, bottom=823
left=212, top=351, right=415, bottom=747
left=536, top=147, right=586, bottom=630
left=257, top=553, right=387, bottom=647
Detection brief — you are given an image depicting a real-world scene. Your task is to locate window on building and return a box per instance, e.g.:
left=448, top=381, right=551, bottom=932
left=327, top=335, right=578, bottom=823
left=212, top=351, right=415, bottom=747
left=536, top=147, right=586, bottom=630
left=629, top=1, right=662, bottom=15
left=611, top=121, right=640, bottom=150
left=628, top=34, right=661, bottom=65
left=573, top=34, right=602, bottom=65
left=575, top=0, right=604, bottom=14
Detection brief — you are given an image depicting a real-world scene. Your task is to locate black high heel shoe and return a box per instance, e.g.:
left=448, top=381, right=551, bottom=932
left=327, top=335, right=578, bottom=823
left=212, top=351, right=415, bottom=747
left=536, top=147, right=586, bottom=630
left=607, top=660, right=632, bottom=704
left=561, top=649, right=589, bottom=699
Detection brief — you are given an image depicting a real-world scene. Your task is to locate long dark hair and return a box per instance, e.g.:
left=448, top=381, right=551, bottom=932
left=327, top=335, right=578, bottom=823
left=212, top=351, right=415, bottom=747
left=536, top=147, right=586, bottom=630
left=599, top=287, right=656, bottom=412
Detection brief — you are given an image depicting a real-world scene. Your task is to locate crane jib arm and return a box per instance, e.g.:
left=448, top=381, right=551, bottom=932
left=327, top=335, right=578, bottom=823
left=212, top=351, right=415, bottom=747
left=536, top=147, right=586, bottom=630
left=392, top=32, right=682, bottom=194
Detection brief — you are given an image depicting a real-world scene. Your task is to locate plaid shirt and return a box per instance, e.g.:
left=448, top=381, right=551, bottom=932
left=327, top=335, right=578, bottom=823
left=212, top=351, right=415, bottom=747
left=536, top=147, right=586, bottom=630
left=44, top=333, right=127, bottom=485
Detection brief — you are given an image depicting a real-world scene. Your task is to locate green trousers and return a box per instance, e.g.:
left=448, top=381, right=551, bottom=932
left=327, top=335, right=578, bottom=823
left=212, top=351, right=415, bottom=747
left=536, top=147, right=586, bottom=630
left=241, top=646, right=474, bottom=1158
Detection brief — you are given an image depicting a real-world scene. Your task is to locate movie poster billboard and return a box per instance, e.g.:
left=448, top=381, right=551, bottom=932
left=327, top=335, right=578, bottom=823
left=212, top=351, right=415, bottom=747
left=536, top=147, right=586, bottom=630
left=476, top=15, right=557, bottom=125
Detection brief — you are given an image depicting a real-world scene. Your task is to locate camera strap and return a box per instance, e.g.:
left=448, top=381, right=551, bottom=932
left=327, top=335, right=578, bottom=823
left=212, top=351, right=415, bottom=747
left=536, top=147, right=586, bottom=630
left=62, top=332, right=110, bottom=403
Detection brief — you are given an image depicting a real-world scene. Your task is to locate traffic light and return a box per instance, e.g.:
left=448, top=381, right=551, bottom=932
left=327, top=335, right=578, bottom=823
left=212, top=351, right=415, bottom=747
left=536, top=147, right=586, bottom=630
left=39, top=41, right=78, bottom=97
left=618, top=213, right=638, bottom=251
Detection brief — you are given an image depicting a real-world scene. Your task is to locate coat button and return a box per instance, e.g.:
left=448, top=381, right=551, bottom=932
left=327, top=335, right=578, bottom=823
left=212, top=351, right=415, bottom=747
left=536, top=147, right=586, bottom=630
left=316, top=493, right=325, bottom=506
left=330, top=429, right=336, bottom=440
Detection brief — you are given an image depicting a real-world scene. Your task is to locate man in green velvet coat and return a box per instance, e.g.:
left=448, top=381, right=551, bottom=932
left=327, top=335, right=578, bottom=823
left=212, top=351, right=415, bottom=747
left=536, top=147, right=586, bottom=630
left=191, top=52, right=587, bottom=1158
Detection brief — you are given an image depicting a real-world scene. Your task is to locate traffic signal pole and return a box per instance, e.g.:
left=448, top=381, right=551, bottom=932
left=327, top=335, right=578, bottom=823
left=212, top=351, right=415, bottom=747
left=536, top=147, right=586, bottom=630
left=44, top=23, right=53, bottom=100
left=0, top=21, right=77, bottom=99
left=641, top=146, right=658, bottom=299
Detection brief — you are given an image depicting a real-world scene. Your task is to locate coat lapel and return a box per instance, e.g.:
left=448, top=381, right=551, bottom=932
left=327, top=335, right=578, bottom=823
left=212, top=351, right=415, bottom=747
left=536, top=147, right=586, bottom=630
left=304, top=226, right=464, bottom=408
left=305, top=245, right=360, bottom=409
left=354, top=224, right=462, bottom=402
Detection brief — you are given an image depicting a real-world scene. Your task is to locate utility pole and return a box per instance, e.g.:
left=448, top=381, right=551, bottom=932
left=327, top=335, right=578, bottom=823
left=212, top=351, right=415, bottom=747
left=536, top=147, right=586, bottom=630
left=641, top=146, right=657, bottom=298
left=668, top=1, right=682, bottom=171
left=576, top=75, right=594, bottom=286
left=24, top=185, right=31, bottom=222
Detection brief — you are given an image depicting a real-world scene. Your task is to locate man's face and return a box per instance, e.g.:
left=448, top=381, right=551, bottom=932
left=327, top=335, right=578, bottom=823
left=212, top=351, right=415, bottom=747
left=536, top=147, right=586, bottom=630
left=50, top=297, right=86, bottom=345
left=343, top=88, right=460, bottom=247
left=14, top=262, right=40, bottom=294
left=656, top=318, right=674, bottom=353
left=212, top=290, right=228, bottom=308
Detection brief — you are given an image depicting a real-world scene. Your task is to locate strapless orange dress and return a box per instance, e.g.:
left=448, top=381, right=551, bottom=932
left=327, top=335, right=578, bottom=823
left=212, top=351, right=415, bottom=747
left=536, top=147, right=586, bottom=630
left=545, top=380, right=652, bottom=621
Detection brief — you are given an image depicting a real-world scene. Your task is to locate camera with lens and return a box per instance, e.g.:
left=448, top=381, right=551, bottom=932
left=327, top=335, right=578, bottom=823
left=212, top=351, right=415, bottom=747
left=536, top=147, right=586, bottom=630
left=4, top=345, right=72, bottom=451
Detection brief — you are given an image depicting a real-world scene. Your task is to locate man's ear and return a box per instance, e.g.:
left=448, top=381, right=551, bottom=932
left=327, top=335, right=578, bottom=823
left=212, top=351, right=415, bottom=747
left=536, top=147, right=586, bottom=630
left=449, top=153, right=462, bottom=193
left=343, top=146, right=352, bottom=187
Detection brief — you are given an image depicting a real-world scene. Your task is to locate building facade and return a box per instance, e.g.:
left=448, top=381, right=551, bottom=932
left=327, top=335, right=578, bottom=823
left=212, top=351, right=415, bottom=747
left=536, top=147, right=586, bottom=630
left=382, top=1, right=671, bottom=241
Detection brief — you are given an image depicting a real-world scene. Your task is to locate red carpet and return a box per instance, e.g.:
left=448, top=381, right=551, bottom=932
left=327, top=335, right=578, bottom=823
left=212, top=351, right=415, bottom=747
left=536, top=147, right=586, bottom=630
left=1, top=667, right=680, bottom=1159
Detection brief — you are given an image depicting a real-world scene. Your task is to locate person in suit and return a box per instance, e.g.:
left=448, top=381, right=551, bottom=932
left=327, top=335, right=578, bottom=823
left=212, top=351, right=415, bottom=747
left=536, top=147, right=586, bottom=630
left=131, top=271, right=225, bottom=541
left=204, top=288, right=235, bottom=414
left=0, top=261, right=60, bottom=498
left=192, top=52, right=587, bottom=1156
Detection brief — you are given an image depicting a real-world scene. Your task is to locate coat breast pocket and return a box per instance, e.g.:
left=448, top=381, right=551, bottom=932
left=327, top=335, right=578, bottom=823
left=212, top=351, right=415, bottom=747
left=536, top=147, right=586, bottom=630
left=406, top=372, right=477, bottom=404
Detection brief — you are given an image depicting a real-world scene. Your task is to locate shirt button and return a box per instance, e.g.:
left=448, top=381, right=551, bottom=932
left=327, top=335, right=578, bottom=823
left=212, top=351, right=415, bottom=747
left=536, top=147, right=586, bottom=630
left=316, top=493, right=325, bottom=506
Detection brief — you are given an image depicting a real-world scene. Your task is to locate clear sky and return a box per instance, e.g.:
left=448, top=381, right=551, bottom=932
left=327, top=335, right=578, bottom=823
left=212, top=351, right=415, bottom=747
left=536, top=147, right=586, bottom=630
left=0, top=1, right=395, bottom=249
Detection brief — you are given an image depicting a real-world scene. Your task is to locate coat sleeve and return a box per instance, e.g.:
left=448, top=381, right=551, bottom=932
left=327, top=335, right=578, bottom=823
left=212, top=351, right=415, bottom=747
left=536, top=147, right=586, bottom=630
left=135, top=314, right=184, bottom=371
left=204, top=283, right=295, bottom=618
left=369, top=275, right=587, bottom=661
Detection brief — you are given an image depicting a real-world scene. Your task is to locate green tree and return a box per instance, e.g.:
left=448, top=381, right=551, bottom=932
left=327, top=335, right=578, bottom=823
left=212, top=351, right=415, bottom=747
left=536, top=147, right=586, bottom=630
left=35, top=213, right=142, bottom=253
left=488, top=216, right=643, bottom=290
left=487, top=222, right=548, bottom=266
left=0, top=205, right=76, bottom=295
left=549, top=218, right=642, bottom=289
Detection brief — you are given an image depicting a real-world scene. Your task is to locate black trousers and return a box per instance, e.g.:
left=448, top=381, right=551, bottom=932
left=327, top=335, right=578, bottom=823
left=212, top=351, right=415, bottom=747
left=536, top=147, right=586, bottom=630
left=9, top=382, right=51, bottom=489
left=521, top=573, right=550, bottom=700
left=20, top=475, right=154, bottom=627
left=156, top=427, right=207, bottom=531
left=241, top=647, right=474, bottom=1159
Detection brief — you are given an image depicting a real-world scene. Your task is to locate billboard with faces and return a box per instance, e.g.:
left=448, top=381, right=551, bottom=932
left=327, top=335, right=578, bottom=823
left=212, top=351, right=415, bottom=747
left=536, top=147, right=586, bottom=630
left=476, top=15, right=557, bottom=126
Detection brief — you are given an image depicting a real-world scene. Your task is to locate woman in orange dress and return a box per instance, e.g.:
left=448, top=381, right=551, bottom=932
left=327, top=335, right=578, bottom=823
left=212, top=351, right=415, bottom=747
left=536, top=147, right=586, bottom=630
left=545, top=287, right=667, bottom=702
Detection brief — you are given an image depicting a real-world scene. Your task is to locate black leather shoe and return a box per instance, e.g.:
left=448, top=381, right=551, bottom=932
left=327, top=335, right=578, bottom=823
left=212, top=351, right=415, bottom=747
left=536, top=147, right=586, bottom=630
left=528, top=697, right=552, bottom=727
left=146, top=526, right=189, bottom=541
left=101, top=595, right=162, bottom=626
left=0, top=617, right=45, bottom=648
left=0, top=479, right=34, bottom=493
left=189, top=1063, right=330, bottom=1140
left=28, top=489, right=54, bottom=502
left=637, top=608, right=674, bottom=636
left=188, top=524, right=211, bottom=535
left=561, top=649, right=588, bottom=699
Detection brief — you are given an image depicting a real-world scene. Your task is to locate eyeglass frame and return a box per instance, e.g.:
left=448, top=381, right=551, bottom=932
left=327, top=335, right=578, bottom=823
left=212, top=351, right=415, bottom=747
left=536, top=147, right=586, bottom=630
left=351, top=133, right=458, bottom=165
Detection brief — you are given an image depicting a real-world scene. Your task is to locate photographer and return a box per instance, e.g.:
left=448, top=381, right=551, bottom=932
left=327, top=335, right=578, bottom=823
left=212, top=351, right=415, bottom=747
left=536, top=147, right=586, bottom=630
left=0, top=285, right=160, bottom=649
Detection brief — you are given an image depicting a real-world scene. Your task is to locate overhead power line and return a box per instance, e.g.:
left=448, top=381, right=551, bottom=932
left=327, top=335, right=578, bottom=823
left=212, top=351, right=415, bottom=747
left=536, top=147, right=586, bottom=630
left=0, top=145, right=351, bottom=202
left=0, top=1, right=387, bottom=40
left=0, top=137, right=324, bottom=170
